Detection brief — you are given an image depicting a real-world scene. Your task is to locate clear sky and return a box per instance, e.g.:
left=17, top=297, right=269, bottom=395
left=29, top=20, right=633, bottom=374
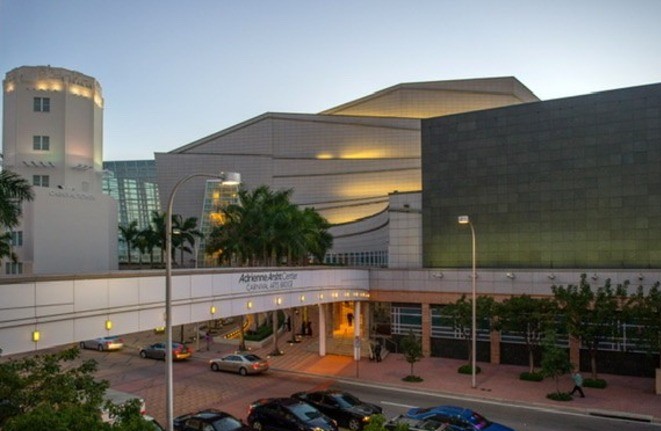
left=2, top=0, right=661, bottom=161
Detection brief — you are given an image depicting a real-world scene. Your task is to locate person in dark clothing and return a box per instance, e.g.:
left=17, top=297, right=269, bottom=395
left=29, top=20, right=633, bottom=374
left=301, top=321, right=307, bottom=336
left=374, top=343, right=382, bottom=362
left=306, top=320, right=313, bottom=337
left=286, top=316, right=291, bottom=332
left=347, top=312, right=354, bottom=327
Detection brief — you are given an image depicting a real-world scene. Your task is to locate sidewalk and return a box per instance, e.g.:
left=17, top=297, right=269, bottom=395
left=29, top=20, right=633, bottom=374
left=227, top=334, right=661, bottom=424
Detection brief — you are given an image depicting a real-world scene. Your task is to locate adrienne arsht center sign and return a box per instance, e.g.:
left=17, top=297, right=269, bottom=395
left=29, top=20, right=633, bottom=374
left=238, top=271, right=299, bottom=292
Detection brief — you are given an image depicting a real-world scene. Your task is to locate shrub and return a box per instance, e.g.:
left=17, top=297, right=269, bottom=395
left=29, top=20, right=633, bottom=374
left=458, top=364, right=481, bottom=375
left=402, top=375, right=423, bottom=382
left=519, top=371, right=544, bottom=382
left=583, top=378, right=607, bottom=389
left=244, top=324, right=273, bottom=341
left=546, top=392, right=572, bottom=401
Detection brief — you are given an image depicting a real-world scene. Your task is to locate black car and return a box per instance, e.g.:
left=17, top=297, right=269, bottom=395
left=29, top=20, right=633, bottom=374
left=174, top=409, right=250, bottom=431
left=247, top=397, right=338, bottom=431
left=291, top=390, right=382, bottom=431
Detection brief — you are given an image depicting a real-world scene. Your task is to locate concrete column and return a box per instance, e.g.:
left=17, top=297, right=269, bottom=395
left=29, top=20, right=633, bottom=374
left=319, top=303, right=327, bottom=357
left=421, top=303, right=431, bottom=357
left=354, top=301, right=362, bottom=360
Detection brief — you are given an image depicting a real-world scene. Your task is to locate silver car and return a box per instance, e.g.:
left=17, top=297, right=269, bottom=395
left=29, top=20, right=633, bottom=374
left=79, top=336, right=124, bottom=351
left=209, top=353, right=269, bottom=376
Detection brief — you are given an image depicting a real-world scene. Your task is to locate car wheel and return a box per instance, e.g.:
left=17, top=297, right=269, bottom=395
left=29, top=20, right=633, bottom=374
left=79, top=342, right=86, bottom=349
left=211, top=362, right=220, bottom=372
left=348, top=418, right=361, bottom=431
left=140, top=350, right=147, bottom=359
left=252, top=420, right=263, bottom=431
left=239, top=367, right=247, bottom=376
left=97, top=344, right=104, bottom=352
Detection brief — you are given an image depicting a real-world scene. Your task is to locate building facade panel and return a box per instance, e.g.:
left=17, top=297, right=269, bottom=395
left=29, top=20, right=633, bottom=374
left=422, top=83, right=661, bottom=269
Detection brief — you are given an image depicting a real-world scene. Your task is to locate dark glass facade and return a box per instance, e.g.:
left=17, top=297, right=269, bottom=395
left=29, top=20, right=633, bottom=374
left=422, top=83, right=661, bottom=269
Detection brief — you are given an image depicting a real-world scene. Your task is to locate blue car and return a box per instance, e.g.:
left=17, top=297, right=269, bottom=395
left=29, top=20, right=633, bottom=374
left=406, top=405, right=514, bottom=431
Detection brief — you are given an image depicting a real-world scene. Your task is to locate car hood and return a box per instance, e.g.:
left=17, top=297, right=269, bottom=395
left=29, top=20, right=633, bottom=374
left=307, top=416, right=336, bottom=430
left=347, top=403, right=382, bottom=416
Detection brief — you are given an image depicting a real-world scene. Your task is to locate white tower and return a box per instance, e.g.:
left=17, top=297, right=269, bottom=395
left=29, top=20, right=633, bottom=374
left=2, top=66, right=117, bottom=275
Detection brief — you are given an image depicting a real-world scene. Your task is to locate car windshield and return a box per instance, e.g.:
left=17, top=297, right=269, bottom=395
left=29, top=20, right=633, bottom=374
left=333, top=393, right=361, bottom=408
left=211, top=416, right=244, bottom=431
left=289, top=402, right=322, bottom=421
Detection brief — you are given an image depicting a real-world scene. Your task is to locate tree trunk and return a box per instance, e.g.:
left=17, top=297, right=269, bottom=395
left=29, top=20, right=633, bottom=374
left=590, top=348, right=598, bottom=380
left=528, top=347, right=535, bottom=374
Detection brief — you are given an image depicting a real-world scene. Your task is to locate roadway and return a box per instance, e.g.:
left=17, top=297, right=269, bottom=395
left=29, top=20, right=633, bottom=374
left=75, top=331, right=660, bottom=431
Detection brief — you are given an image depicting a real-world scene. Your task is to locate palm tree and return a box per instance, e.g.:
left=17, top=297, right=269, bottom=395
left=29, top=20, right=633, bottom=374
left=0, top=169, right=34, bottom=228
left=172, top=215, right=202, bottom=267
left=205, top=185, right=332, bottom=267
left=0, top=170, right=33, bottom=262
left=149, top=211, right=167, bottom=265
left=118, top=220, right=140, bottom=265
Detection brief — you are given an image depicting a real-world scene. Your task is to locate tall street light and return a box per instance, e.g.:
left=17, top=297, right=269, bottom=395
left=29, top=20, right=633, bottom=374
left=458, top=215, right=477, bottom=389
left=165, top=172, right=239, bottom=431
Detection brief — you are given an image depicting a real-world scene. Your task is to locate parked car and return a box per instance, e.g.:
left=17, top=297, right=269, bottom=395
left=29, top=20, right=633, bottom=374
left=139, top=342, right=192, bottom=360
left=209, top=353, right=269, bottom=376
left=247, top=397, right=338, bottom=431
left=406, top=405, right=515, bottom=431
left=385, top=415, right=449, bottom=431
left=174, top=409, right=250, bottom=431
left=80, top=335, right=124, bottom=351
left=291, top=390, right=382, bottom=430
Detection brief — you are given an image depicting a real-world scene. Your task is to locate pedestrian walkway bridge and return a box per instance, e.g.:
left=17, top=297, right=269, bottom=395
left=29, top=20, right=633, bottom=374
left=0, top=267, right=369, bottom=356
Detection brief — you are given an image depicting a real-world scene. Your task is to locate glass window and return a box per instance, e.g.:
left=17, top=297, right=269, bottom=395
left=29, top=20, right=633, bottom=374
left=33, top=97, right=50, bottom=112
left=33, top=175, right=49, bottom=187
left=33, top=135, right=50, bottom=151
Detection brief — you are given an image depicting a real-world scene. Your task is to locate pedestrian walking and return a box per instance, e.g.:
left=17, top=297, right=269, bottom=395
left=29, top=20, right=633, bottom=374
left=569, top=370, right=585, bottom=398
left=347, top=312, right=354, bottom=327
left=286, top=316, right=291, bottom=332
left=374, top=343, right=382, bottom=362
left=205, top=331, right=212, bottom=351
left=306, top=320, right=313, bottom=337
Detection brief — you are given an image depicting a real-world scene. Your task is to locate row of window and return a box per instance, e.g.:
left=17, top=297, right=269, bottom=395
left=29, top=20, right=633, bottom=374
left=5, top=262, right=23, bottom=275
left=390, top=303, right=649, bottom=353
left=324, top=250, right=388, bottom=267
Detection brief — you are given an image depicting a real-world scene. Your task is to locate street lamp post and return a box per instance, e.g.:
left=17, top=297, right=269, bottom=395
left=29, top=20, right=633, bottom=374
left=458, top=215, right=477, bottom=389
left=165, top=172, right=238, bottom=431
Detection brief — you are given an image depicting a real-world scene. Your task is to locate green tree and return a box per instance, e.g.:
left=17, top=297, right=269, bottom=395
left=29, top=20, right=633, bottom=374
left=400, top=330, right=424, bottom=380
left=0, top=347, right=153, bottom=431
left=495, top=295, right=556, bottom=374
left=118, top=220, right=140, bottom=265
left=627, top=281, right=661, bottom=369
left=553, top=274, right=628, bottom=380
left=149, top=211, right=167, bottom=265
left=0, top=170, right=33, bottom=262
left=136, top=224, right=159, bottom=268
left=443, top=295, right=494, bottom=371
left=206, top=185, right=332, bottom=267
left=172, top=214, right=202, bottom=267
left=540, top=327, right=572, bottom=396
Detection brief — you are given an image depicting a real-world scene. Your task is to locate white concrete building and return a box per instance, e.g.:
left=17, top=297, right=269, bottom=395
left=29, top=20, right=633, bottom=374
left=2, top=66, right=117, bottom=275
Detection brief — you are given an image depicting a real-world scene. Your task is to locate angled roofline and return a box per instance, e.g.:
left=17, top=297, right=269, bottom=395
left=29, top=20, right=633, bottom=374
left=319, top=76, right=539, bottom=115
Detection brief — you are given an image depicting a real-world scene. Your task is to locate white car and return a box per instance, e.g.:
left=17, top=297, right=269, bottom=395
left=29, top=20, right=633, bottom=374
left=79, top=336, right=124, bottom=351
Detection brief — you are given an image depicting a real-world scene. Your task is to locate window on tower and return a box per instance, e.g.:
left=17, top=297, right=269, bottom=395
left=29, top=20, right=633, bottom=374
left=33, top=175, right=50, bottom=188
left=33, top=97, right=50, bottom=112
left=33, top=135, right=50, bottom=151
